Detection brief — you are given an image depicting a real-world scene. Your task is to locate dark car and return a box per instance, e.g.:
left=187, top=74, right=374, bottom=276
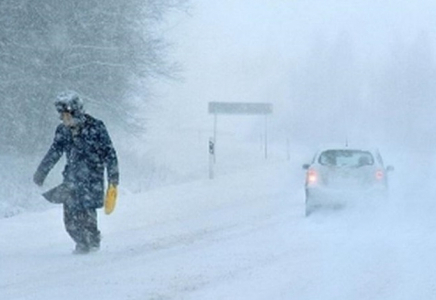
left=302, top=146, right=394, bottom=216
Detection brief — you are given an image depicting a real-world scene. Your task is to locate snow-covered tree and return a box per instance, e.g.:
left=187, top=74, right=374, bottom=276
left=0, top=0, right=186, bottom=152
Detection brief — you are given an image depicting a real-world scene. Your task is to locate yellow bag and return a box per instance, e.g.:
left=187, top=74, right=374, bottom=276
left=104, top=184, right=118, bottom=215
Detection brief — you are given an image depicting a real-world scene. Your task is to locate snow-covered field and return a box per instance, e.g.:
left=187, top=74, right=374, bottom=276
left=2, top=144, right=436, bottom=300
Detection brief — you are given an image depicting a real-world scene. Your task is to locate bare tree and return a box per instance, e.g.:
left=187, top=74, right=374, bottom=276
left=0, top=0, right=187, bottom=152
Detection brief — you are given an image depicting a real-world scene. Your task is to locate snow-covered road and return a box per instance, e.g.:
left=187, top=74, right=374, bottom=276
left=2, top=160, right=436, bottom=300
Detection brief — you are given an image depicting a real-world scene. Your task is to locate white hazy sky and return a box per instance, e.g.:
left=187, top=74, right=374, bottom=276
left=148, top=0, right=436, bottom=150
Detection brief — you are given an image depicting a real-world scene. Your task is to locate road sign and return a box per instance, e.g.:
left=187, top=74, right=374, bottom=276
left=208, top=102, right=273, bottom=175
left=208, top=102, right=272, bottom=115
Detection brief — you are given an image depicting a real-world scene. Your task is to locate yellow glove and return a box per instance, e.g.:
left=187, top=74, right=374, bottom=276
left=104, top=184, right=118, bottom=215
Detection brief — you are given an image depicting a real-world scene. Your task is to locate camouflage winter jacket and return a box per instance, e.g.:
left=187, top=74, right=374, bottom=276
left=35, top=114, right=119, bottom=209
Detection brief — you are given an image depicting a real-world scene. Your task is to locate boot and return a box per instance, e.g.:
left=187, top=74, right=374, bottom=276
left=72, top=243, right=90, bottom=255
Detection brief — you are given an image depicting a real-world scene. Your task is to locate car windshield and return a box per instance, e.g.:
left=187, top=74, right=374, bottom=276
left=318, top=150, right=374, bottom=167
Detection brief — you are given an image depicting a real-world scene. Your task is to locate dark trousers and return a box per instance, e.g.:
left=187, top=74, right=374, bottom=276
left=63, top=201, right=100, bottom=249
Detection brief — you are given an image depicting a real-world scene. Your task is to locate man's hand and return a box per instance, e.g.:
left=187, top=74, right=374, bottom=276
left=33, top=171, right=45, bottom=186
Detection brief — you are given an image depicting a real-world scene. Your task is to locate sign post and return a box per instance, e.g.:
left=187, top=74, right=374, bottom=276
left=209, top=137, right=215, bottom=179
left=208, top=102, right=273, bottom=178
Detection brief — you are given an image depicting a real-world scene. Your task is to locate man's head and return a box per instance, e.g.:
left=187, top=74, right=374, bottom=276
left=55, top=91, right=84, bottom=127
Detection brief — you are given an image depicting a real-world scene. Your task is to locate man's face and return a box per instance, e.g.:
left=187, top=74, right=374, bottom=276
left=61, top=112, right=75, bottom=127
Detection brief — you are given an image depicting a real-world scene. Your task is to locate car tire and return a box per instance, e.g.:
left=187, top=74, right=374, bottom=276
left=305, top=204, right=313, bottom=217
left=305, top=189, right=314, bottom=217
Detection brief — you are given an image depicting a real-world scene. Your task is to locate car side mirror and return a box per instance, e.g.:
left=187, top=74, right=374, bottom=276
left=302, top=164, right=310, bottom=170
left=386, top=165, right=394, bottom=172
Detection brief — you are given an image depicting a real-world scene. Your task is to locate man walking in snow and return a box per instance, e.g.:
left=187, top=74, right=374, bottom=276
left=33, top=91, right=119, bottom=254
